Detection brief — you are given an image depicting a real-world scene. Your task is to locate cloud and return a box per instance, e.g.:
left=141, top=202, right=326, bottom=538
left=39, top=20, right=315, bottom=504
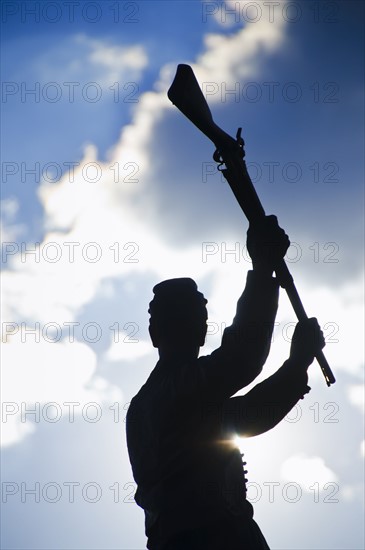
left=156, top=2, right=287, bottom=99
left=1, top=334, right=122, bottom=447
left=74, top=34, right=148, bottom=85
left=0, top=414, right=36, bottom=448
left=347, top=384, right=365, bottom=414
left=280, top=453, right=338, bottom=491
left=0, top=197, right=25, bottom=242
left=105, top=332, right=152, bottom=362
left=340, top=483, right=364, bottom=502
left=196, top=13, right=286, bottom=85
left=34, top=34, right=148, bottom=88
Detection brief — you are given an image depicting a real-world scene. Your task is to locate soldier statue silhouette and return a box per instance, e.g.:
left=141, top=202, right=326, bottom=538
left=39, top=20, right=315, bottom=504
left=126, top=215, right=325, bottom=550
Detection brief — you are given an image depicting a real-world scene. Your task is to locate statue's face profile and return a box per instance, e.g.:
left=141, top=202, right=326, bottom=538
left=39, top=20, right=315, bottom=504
left=148, top=278, right=208, bottom=353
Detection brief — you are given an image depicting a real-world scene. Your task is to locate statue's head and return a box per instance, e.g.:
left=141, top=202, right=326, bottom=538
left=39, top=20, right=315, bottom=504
left=148, top=278, right=208, bottom=354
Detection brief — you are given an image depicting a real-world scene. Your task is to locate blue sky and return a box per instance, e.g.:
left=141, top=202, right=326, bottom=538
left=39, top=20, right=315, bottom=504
left=1, top=1, right=364, bottom=549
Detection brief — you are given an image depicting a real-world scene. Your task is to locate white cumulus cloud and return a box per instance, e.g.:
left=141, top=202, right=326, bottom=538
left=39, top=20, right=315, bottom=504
left=347, top=384, right=365, bottom=413
left=281, top=453, right=338, bottom=491
left=75, top=34, right=148, bottom=85
left=156, top=2, right=287, bottom=99
left=1, top=334, right=122, bottom=447
left=32, top=33, right=148, bottom=90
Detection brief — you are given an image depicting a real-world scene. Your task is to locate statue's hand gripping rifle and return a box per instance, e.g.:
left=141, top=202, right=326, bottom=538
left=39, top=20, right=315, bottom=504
left=168, top=64, right=335, bottom=387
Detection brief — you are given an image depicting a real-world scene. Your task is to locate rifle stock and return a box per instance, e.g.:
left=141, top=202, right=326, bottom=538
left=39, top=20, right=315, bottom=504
left=168, top=64, right=233, bottom=147
left=168, top=64, right=335, bottom=387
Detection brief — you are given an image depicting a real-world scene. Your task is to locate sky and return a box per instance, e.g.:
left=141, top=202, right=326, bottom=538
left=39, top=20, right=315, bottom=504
left=1, top=1, right=364, bottom=549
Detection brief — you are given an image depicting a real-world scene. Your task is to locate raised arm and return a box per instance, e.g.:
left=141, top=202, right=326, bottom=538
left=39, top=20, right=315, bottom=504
left=222, top=318, right=326, bottom=436
left=195, top=216, right=290, bottom=400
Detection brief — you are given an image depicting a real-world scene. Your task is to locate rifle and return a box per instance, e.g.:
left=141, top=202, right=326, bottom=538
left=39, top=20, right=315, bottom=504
left=168, top=64, right=335, bottom=387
